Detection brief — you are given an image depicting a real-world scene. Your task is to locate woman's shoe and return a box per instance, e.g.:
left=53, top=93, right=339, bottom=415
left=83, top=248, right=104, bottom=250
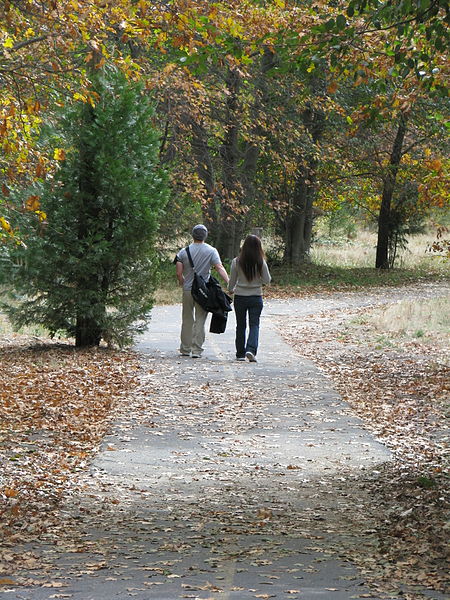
left=245, top=351, right=257, bottom=362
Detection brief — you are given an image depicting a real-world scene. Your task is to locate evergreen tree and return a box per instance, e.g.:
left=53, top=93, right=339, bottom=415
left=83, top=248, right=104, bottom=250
left=4, top=70, right=168, bottom=347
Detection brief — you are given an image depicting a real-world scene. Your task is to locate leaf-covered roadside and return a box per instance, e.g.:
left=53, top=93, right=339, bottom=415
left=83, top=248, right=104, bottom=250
left=279, top=302, right=449, bottom=598
left=0, top=336, right=140, bottom=574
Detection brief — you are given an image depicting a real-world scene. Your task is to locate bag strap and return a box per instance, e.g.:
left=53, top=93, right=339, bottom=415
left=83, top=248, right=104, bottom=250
left=185, top=245, right=215, bottom=275
left=185, top=246, right=195, bottom=271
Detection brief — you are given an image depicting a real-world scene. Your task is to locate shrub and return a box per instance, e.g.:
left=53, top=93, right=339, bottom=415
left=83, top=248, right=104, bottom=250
left=3, top=69, right=169, bottom=347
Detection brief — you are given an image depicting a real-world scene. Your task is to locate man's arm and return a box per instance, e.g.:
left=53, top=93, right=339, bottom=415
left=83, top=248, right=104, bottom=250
left=214, top=262, right=229, bottom=286
left=176, top=261, right=184, bottom=287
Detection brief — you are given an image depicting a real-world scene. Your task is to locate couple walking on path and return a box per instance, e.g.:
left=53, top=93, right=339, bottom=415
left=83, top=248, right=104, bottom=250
left=175, top=224, right=271, bottom=362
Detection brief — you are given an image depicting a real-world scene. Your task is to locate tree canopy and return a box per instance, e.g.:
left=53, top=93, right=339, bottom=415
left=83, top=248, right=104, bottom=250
left=1, top=0, right=448, bottom=268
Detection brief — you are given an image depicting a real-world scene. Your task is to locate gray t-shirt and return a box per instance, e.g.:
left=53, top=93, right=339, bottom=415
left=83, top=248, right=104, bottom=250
left=177, top=242, right=221, bottom=291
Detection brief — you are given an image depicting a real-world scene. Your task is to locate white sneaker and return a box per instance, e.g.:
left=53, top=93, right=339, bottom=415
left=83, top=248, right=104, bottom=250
left=236, top=357, right=245, bottom=361
left=191, top=353, right=201, bottom=358
left=245, top=351, right=257, bottom=362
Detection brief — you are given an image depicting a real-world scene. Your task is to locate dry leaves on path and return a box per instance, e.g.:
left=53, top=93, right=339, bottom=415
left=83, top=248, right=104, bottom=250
left=279, top=296, right=449, bottom=598
left=0, top=336, right=141, bottom=574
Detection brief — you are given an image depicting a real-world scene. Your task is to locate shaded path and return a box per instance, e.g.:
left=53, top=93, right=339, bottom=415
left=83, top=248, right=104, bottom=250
left=7, top=283, right=447, bottom=600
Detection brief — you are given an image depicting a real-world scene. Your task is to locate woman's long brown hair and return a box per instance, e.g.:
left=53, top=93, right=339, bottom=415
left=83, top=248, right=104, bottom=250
left=238, top=235, right=264, bottom=281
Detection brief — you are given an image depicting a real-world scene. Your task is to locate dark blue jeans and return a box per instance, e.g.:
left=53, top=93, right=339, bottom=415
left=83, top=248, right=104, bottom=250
left=233, top=295, right=263, bottom=358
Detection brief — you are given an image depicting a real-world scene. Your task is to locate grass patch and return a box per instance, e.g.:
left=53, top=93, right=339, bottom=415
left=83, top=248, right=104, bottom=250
left=0, top=311, right=50, bottom=338
left=154, top=259, right=182, bottom=305
left=310, top=230, right=444, bottom=269
left=268, top=262, right=448, bottom=294
left=267, top=230, right=449, bottom=295
left=153, top=286, right=181, bottom=305
left=351, top=296, right=450, bottom=349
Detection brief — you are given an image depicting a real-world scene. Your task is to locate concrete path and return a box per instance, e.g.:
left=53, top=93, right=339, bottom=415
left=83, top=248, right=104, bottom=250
left=5, top=283, right=448, bottom=599
left=3, top=291, right=405, bottom=600
left=12, top=281, right=450, bottom=600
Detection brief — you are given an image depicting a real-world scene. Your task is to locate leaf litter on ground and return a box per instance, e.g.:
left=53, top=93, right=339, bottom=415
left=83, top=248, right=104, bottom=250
left=0, top=335, right=141, bottom=582
left=279, top=292, right=449, bottom=598
left=1, top=285, right=449, bottom=599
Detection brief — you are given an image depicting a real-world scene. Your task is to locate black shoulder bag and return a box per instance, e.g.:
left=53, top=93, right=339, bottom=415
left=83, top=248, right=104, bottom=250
left=185, top=246, right=218, bottom=311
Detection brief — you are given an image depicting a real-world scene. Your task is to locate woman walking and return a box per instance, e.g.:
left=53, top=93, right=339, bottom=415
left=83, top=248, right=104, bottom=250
left=228, top=235, right=271, bottom=362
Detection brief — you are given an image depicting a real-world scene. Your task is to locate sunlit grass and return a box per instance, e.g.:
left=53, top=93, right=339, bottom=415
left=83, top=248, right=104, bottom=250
left=154, top=284, right=181, bottom=306
left=0, top=285, right=51, bottom=338
left=0, top=312, right=49, bottom=339
left=349, top=296, right=450, bottom=354
left=311, top=230, right=447, bottom=270
left=365, top=296, right=450, bottom=338
left=311, top=230, right=376, bottom=268
left=0, top=312, right=9, bottom=335
left=266, top=229, right=449, bottom=294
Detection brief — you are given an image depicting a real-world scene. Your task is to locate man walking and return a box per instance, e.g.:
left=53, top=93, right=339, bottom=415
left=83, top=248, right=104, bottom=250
left=175, top=224, right=229, bottom=358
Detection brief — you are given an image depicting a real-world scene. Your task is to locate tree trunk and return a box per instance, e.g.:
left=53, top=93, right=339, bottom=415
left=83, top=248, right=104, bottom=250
left=189, top=119, right=221, bottom=242
left=75, top=317, right=102, bottom=347
left=216, top=67, right=242, bottom=259
left=283, top=176, right=315, bottom=265
left=375, top=113, right=408, bottom=269
left=283, top=76, right=326, bottom=266
left=240, top=48, right=276, bottom=210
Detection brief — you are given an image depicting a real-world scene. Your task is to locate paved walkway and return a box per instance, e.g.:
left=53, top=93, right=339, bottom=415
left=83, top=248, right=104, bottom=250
left=10, top=282, right=450, bottom=600
left=3, top=290, right=412, bottom=600
left=8, top=284, right=450, bottom=599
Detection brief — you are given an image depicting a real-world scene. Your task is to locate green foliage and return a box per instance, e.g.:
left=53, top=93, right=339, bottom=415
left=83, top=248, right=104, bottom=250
left=3, top=69, right=169, bottom=347
left=315, top=204, right=360, bottom=243
left=157, top=188, right=202, bottom=241
left=345, top=0, right=449, bottom=90
left=416, top=475, right=438, bottom=489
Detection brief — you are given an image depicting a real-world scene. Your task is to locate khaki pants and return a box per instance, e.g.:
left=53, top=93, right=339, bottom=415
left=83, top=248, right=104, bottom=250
left=180, top=290, right=208, bottom=356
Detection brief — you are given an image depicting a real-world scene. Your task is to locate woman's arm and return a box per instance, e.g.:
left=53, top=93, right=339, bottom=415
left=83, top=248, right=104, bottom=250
left=228, top=258, right=237, bottom=292
left=261, top=260, right=271, bottom=285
